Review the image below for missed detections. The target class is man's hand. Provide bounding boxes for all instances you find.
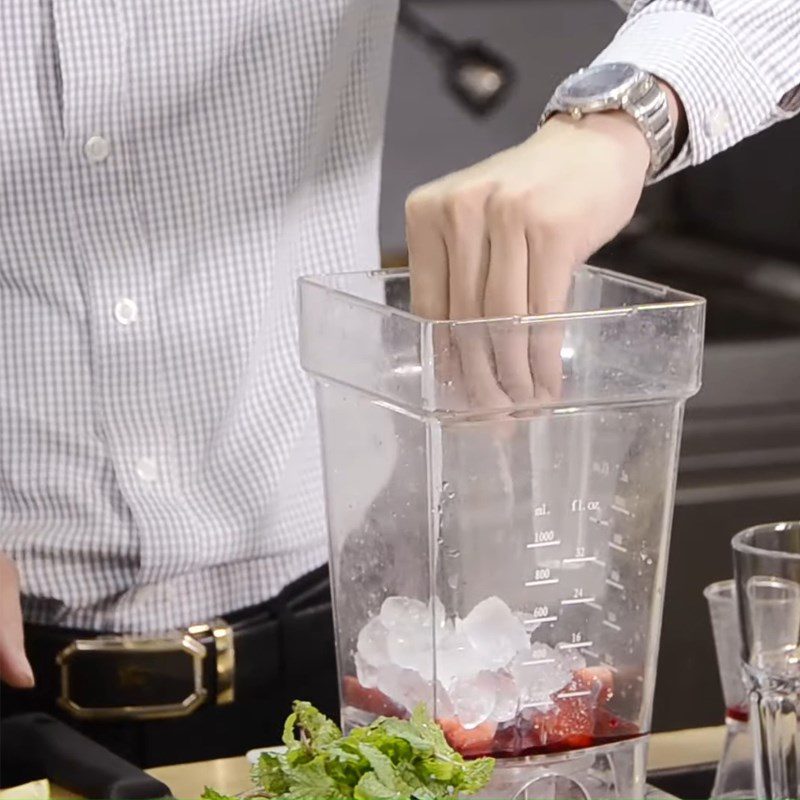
[406,88,680,405]
[0,552,34,688]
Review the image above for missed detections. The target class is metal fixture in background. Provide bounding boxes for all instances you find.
[397,0,516,115]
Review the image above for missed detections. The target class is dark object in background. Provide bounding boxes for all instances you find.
[649,763,716,800]
[675,113,800,259]
[397,1,515,115]
[0,713,171,798]
[1,566,338,769]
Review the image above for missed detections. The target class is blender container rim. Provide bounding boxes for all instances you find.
[299,264,705,326]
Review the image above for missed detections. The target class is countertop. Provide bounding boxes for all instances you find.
[46,725,725,799]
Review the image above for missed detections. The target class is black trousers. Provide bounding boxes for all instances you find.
[0,566,338,771]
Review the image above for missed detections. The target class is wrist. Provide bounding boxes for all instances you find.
[545,110,650,173]
[540,65,682,179]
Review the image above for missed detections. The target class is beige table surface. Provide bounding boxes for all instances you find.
[47,725,726,799]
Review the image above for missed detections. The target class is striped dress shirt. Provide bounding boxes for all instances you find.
[1,1,798,633]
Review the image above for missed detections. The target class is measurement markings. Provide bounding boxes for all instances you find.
[562,556,597,564]
[602,619,622,632]
[525,577,559,587]
[605,578,625,591]
[521,657,556,667]
[556,689,592,700]
[526,540,561,549]
[608,541,628,554]
[583,649,599,659]
[558,640,593,650]
[612,502,632,517]
[560,596,596,606]
[524,616,558,624]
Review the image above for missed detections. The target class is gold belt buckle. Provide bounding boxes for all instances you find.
[56,620,234,721]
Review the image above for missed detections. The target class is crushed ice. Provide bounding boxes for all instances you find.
[354,595,586,729]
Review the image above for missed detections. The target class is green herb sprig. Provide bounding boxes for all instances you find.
[203,701,494,800]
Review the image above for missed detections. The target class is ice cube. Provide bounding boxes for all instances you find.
[432,680,455,718]
[450,671,498,729]
[357,616,390,667]
[386,625,434,680]
[491,670,520,723]
[435,627,482,686]
[429,595,447,629]
[463,596,530,669]
[375,664,427,711]
[557,644,587,673]
[511,644,572,709]
[380,596,428,629]
[375,664,445,714]
[355,651,378,688]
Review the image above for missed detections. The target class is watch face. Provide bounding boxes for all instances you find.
[559,63,639,106]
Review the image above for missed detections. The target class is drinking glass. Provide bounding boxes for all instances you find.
[732,522,800,800]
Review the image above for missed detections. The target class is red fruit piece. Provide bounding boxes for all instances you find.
[342,675,407,719]
[575,666,614,705]
[537,671,597,746]
[594,707,640,739]
[438,717,497,758]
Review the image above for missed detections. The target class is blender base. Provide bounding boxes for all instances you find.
[476,736,649,799]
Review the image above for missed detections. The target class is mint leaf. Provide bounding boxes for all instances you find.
[253,752,290,796]
[353,772,410,800]
[207,701,494,800]
[459,758,495,794]
[282,700,341,750]
[282,754,340,799]
[201,788,239,800]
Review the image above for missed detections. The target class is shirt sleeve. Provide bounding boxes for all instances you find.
[593,0,800,180]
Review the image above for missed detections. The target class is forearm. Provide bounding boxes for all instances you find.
[599,0,800,180]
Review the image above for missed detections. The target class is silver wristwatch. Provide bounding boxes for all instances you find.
[539,63,674,179]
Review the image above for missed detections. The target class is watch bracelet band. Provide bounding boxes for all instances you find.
[538,72,674,180]
[626,77,673,179]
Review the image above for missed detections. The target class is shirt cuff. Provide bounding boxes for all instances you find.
[592,8,780,181]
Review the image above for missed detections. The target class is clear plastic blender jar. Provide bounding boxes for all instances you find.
[300,266,705,799]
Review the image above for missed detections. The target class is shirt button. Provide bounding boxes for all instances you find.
[114,298,138,326]
[704,108,730,139]
[84,135,111,163]
[136,457,158,483]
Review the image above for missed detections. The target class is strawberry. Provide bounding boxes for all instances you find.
[575,666,614,705]
[342,675,407,719]
[593,707,640,739]
[536,671,597,747]
[437,717,497,758]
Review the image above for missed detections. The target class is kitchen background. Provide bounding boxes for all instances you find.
[378,0,800,734]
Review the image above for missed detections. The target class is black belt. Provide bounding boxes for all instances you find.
[17,565,331,723]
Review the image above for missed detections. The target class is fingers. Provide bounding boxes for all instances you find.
[485,191,534,404]
[406,174,579,411]
[527,215,577,401]
[0,553,34,688]
[440,187,511,411]
[406,191,449,320]
[408,190,467,409]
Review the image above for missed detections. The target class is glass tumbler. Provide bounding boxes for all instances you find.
[732,522,800,800]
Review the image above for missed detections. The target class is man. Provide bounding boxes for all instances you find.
[1,0,798,767]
